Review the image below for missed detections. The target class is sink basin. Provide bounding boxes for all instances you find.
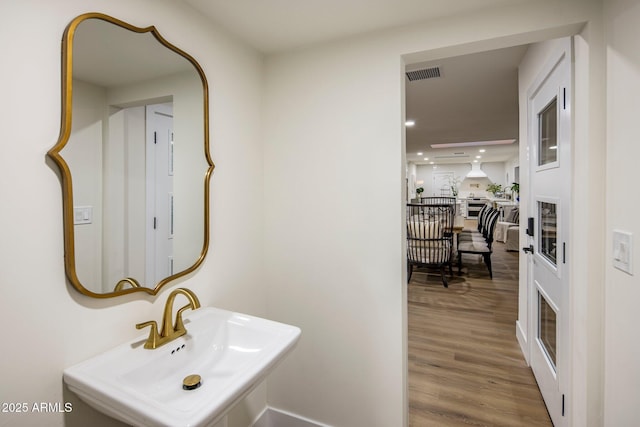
[64,307,301,427]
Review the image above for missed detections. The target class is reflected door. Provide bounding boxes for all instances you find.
[146,103,174,284]
[526,40,571,426]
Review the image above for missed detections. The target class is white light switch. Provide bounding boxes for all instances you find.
[74,206,93,225]
[613,230,633,275]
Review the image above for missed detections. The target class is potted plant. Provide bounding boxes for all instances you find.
[510,182,520,201]
[486,183,503,197]
[416,187,424,199]
[447,175,461,197]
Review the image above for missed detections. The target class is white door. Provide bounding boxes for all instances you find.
[432,171,453,196]
[146,103,174,285]
[526,40,571,426]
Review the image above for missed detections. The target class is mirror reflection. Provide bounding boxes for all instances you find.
[49,14,213,297]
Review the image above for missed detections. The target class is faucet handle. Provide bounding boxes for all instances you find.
[174,305,192,335]
[136,320,160,349]
[136,320,157,330]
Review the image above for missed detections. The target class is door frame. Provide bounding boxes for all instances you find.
[403,25,603,427]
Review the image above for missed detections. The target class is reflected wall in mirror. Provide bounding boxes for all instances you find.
[48,13,214,297]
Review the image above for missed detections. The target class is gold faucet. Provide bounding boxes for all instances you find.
[136,288,201,349]
[113,277,141,292]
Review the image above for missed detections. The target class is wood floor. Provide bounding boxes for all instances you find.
[408,238,552,427]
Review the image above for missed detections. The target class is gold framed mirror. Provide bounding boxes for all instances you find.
[48,13,214,298]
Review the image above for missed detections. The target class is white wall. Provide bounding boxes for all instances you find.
[481,162,507,187]
[505,154,519,188]
[0,0,612,426]
[264,40,406,426]
[263,2,600,426]
[415,163,468,196]
[414,162,507,199]
[406,162,417,199]
[604,0,640,424]
[0,1,265,426]
[63,80,106,290]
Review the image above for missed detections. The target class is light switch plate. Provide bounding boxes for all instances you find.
[74,206,93,225]
[613,229,633,275]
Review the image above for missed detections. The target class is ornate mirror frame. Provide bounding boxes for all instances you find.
[48,12,214,298]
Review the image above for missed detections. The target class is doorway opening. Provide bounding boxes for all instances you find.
[404,37,574,426]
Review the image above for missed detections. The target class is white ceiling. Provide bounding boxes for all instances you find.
[180,0,530,167]
[405,45,528,165]
[181,0,537,54]
[73,18,193,88]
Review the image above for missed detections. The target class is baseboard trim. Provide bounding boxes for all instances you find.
[252,407,330,427]
[516,320,529,365]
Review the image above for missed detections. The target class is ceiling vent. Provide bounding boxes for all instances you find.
[406,66,441,81]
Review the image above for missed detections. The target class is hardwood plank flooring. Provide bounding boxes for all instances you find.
[408,235,552,427]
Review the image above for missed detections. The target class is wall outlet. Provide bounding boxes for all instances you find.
[613,230,633,275]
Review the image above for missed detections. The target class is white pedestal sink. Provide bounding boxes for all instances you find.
[64,307,301,427]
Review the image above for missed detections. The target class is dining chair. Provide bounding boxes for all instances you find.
[406,203,455,287]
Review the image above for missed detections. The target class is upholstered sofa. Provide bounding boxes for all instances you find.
[495,207,520,251]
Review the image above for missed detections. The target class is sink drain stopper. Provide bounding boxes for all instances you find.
[183,374,202,390]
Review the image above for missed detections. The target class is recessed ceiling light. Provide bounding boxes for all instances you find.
[424,157,429,161]
[473,160,479,163]
[405,120,415,127]
[417,152,423,156]
[476,155,482,159]
[429,161,434,165]
[479,149,486,153]
[430,139,516,149]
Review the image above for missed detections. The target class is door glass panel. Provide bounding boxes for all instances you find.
[539,201,557,266]
[538,98,557,166]
[538,291,557,369]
